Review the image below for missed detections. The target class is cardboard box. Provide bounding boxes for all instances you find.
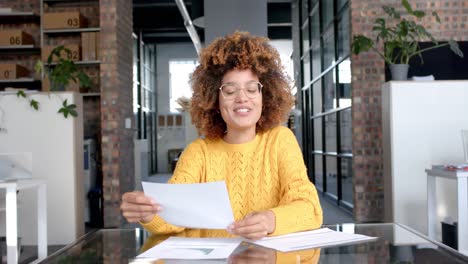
[95,32,100,60]
[42,74,79,92]
[0,30,34,46]
[81,32,90,61]
[88,32,96,60]
[42,45,81,62]
[43,12,86,29]
[0,64,29,80]
[81,32,99,61]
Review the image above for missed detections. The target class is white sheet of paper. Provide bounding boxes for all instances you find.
[251,228,377,252]
[136,237,243,260]
[141,181,234,229]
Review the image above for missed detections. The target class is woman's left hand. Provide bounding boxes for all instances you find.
[228,210,276,240]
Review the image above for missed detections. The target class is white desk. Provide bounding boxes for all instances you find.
[426,168,468,255]
[0,179,47,264]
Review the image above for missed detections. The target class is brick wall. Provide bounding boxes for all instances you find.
[350,0,468,222]
[100,0,134,227]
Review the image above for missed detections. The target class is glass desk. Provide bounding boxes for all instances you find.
[41,223,468,263]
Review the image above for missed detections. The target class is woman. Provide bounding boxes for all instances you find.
[121,31,322,240]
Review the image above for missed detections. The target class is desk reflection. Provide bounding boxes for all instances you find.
[139,231,320,264]
[39,224,468,263]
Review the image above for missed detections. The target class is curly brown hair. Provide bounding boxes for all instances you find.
[190,31,295,139]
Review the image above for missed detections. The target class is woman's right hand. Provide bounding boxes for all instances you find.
[120,191,162,223]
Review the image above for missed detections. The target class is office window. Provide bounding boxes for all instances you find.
[302,54,311,85]
[337,0,348,12]
[323,27,336,69]
[337,59,351,107]
[310,9,321,78]
[133,36,158,173]
[314,155,324,191]
[302,22,310,54]
[325,113,337,153]
[321,0,334,30]
[326,157,338,197]
[301,0,309,24]
[337,9,350,58]
[341,158,353,206]
[169,60,198,113]
[312,81,322,115]
[297,0,352,212]
[339,108,352,154]
[323,71,336,111]
[313,117,323,151]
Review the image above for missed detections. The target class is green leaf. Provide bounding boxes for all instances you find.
[385,41,402,64]
[382,6,400,19]
[432,11,441,23]
[402,0,413,14]
[449,39,464,58]
[77,71,92,88]
[412,10,425,18]
[16,90,26,98]
[34,60,43,75]
[58,108,68,118]
[58,100,78,118]
[396,20,409,37]
[69,108,78,117]
[48,45,70,64]
[30,99,39,110]
[415,25,436,43]
[351,35,374,55]
[373,18,391,41]
[417,51,424,64]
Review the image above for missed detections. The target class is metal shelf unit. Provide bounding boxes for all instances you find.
[43,27,101,34]
[0,78,37,83]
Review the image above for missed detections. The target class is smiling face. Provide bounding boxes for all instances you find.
[219,69,263,139]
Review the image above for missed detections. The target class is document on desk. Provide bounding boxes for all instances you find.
[141,181,234,229]
[251,228,377,252]
[137,237,243,260]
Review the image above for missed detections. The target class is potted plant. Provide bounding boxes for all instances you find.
[29,45,92,118]
[36,45,92,92]
[351,0,464,80]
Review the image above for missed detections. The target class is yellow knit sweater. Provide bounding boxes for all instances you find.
[141,126,323,237]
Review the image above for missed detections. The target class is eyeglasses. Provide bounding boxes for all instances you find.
[219,81,263,100]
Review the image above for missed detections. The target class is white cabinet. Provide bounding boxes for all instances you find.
[382,81,468,235]
[0,91,84,245]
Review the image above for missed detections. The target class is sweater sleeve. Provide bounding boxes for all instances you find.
[269,127,323,236]
[141,139,205,234]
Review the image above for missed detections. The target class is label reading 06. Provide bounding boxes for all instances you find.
[9,36,21,45]
[2,70,11,79]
